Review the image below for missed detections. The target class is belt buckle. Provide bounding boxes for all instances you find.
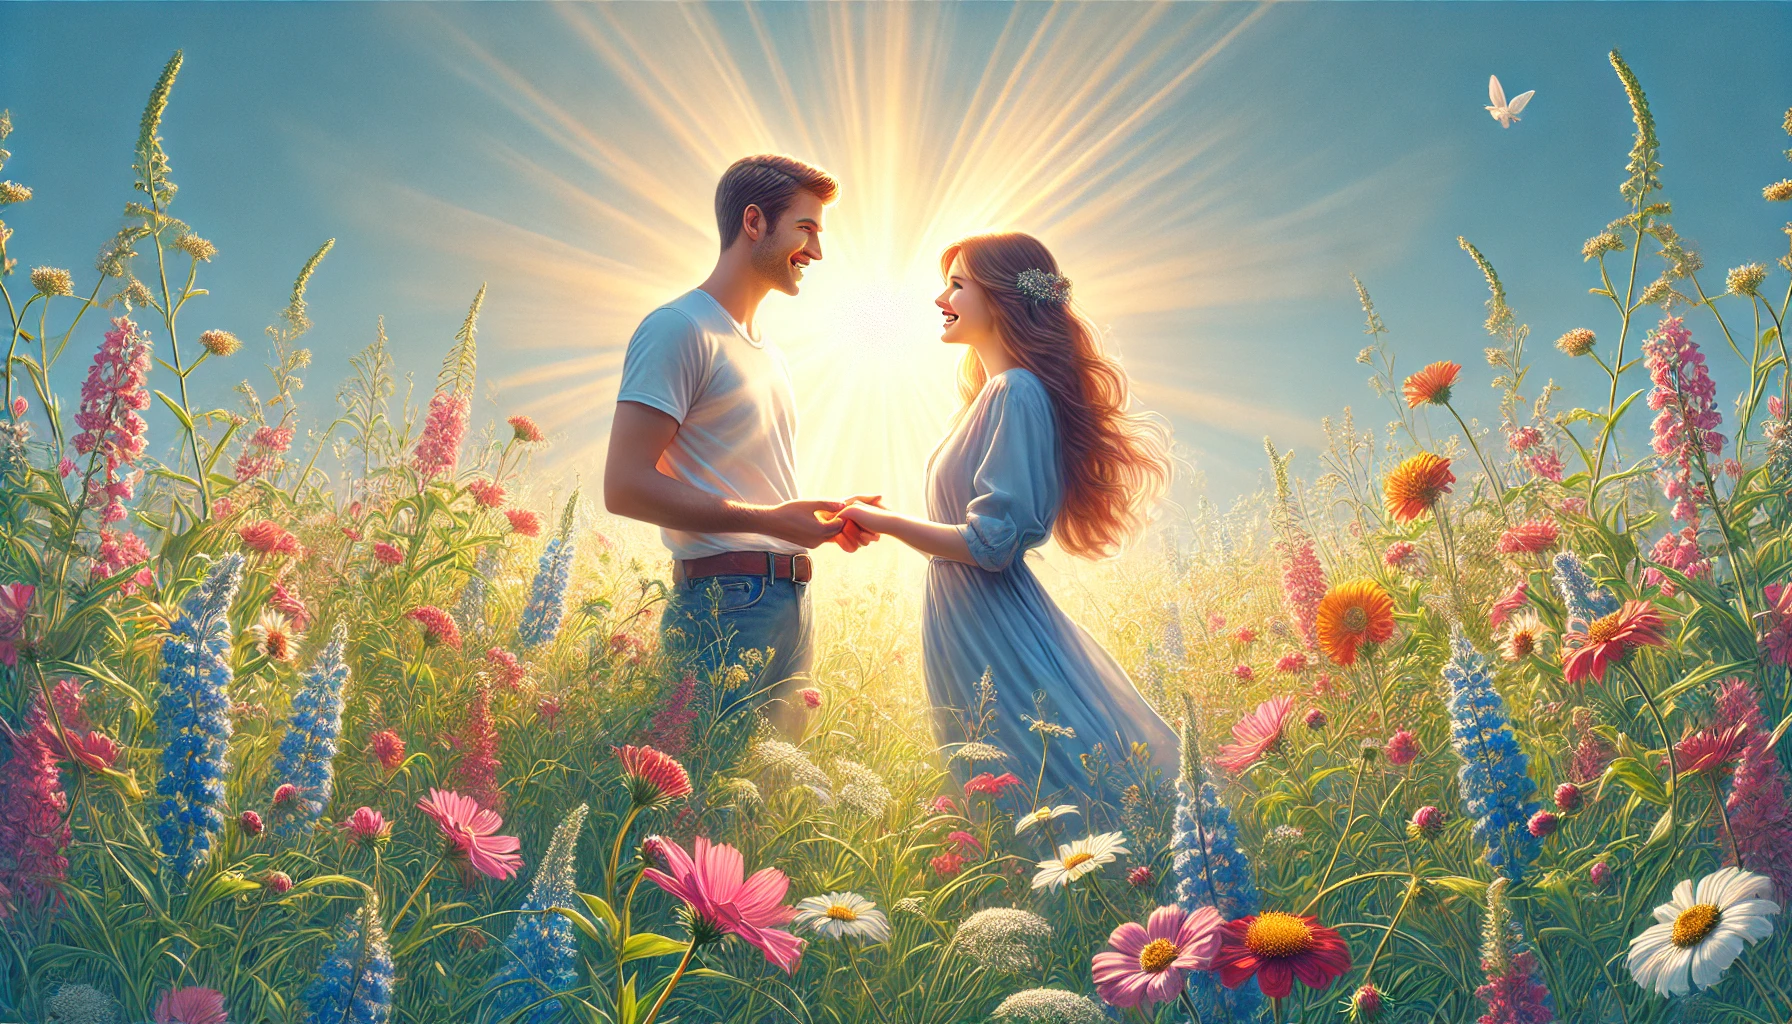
[791,552,812,583]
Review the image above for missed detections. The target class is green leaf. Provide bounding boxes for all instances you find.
[617,975,638,1024]
[622,931,689,963]
[1645,809,1675,848]
[154,389,196,435]
[1598,757,1669,807]
[578,892,621,936]
[550,906,605,946]
[1431,875,1489,900]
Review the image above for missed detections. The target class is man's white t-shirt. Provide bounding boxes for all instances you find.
[616,288,804,561]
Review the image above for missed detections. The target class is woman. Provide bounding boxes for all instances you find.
[837,232,1179,802]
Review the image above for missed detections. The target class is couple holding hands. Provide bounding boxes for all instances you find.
[603,154,1178,800]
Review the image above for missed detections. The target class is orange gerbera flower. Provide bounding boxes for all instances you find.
[1403,361,1461,407]
[1383,453,1455,523]
[1560,600,1668,684]
[1314,580,1396,666]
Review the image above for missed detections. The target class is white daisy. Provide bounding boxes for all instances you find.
[1014,804,1080,835]
[1626,866,1780,997]
[1031,831,1128,890]
[793,891,891,943]
[248,610,303,662]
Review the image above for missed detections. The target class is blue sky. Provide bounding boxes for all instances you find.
[2,2,1789,512]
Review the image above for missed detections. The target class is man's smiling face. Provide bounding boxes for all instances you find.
[750,190,825,296]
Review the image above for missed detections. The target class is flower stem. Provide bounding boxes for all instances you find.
[1307,758,1368,914]
[638,937,699,1024]
[844,941,893,1024]
[1178,989,1207,1024]
[390,852,445,933]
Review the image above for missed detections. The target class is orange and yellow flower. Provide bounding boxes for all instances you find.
[1383,453,1455,523]
[1314,580,1396,666]
[1403,361,1461,407]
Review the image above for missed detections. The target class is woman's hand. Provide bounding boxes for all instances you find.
[836,501,898,536]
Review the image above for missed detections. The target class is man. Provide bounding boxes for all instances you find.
[605,154,875,737]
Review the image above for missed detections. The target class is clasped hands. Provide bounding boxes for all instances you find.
[770,494,894,552]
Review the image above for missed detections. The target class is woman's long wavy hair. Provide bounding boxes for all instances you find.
[942,232,1172,559]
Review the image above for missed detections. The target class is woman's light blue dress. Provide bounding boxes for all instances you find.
[923,368,1180,801]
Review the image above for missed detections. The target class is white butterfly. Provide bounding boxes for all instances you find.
[1487,75,1535,129]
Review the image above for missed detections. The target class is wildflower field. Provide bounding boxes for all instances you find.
[3,47,1792,1024]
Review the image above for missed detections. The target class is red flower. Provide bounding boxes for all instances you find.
[1488,581,1529,627]
[1383,730,1419,766]
[1233,664,1255,682]
[408,605,462,650]
[1496,518,1559,555]
[930,851,965,877]
[798,687,823,709]
[238,520,299,557]
[507,414,543,443]
[1382,541,1416,568]
[154,986,227,1024]
[238,810,264,837]
[55,729,120,772]
[262,870,293,894]
[537,695,562,727]
[641,835,803,972]
[1275,652,1308,673]
[1670,722,1750,776]
[1232,627,1258,645]
[1553,783,1581,812]
[1760,582,1792,667]
[1303,708,1328,730]
[615,744,694,808]
[929,795,958,815]
[963,772,1024,798]
[373,542,405,566]
[946,830,982,856]
[466,477,507,509]
[1215,696,1294,774]
[269,581,310,627]
[417,788,524,880]
[370,729,406,771]
[1526,811,1559,837]
[1403,361,1461,407]
[341,806,390,849]
[273,783,298,805]
[1128,865,1155,888]
[1212,911,1353,999]
[506,509,542,537]
[1561,600,1668,684]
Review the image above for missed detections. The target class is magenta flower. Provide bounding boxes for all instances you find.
[92,530,154,596]
[1304,707,1328,730]
[1233,664,1254,681]
[1526,811,1559,838]
[238,810,264,837]
[413,391,470,481]
[1279,536,1326,648]
[233,423,295,481]
[417,788,523,880]
[1488,581,1529,628]
[0,582,33,667]
[1713,679,1792,897]
[1215,696,1294,774]
[71,317,152,525]
[154,986,227,1024]
[1383,730,1420,766]
[615,744,693,809]
[0,692,71,911]
[408,605,461,650]
[1760,582,1792,667]
[1554,783,1582,812]
[1644,317,1725,524]
[1090,904,1223,1010]
[341,806,391,849]
[640,835,804,973]
[451,682,502,810]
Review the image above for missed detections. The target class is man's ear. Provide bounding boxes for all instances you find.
[741,203,766,243]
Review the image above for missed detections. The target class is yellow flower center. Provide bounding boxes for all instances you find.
[1342,606,1369,633]
[1243,912,1315,960]
[1671,903,1720,948]
[1586,611,1624,646]
[1062,852,1095,871]
[1138,938,1179,974]
[825,904,859,922]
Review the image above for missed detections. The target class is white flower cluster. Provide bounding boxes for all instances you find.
[831,758,891,817]
[952,908,1054,974]
[990,988,1105,1024]
[749,740,832,802]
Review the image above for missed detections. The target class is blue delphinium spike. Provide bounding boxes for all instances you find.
[304,894,395,1024]
[487,803,588,1023]
[271,623,351,838]
[1551,551,1618,623]
[155,553,244,880]
[1443,629,1541,883]
[1171,709,1265,1023]
[516,536,575,651]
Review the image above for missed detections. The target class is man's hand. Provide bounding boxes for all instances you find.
[830,494,884,552]
[759,499,847,548]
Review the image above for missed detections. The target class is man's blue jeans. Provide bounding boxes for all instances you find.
[661,571,813,737]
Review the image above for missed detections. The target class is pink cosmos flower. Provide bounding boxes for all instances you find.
[616,744,694,808]
[641,835,804,972]
[1091,904,1224,1010]
[1383,730,1419,766]
[1496,519,1559,555]
[154,986,227,1024]
[418,788,523,880]
[1215,696,1295,774]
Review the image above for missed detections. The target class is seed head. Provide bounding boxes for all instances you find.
[1638,277,1674,306]
[200,329,241,356]
[0,181,31,205]
[31,266,73,297]
[1728,263,1767,298]
[1766,180,1792,202]
[1555,328,1597,357]
[175,233,217,261]
[1581,231,1624,260]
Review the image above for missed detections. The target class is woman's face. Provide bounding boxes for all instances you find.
[936,253,994,346]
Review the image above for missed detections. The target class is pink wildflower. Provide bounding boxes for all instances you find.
[1279,536,1326,648]
[7,397,23,419]
[1384,730,1419,766]
[262,870,293,894]
[154,986,227,1024]
[1553,783,1581,812]
[1644,317,1725,524]
[71,317,152,524]
[797,687,823,709]
[1712,679,1792,897]
[636,674,697,756]
[1215,696,1294,774]
[233,423,294,481]
[0,583,33,667]
[1559,496,1588,516]
[408,605,461,649]
[964,772,1024,798]
[1275,651,1308,673]
[238,810,264,837]
[640,835,803,972]
[1488,581,1529,628]
[1523,449,1565,483]
[268,580,310,627]
[1644,525,1711,593]
[1409,805,1445,840]
[1383,541,1416,568]
[1506,426,1543,453]
[373,541,405,566]
[1233,664,1254,681]
[467,477,506,509]
[928,795,958,815]
[537,695,562,727]
[92,529,154,596]
[451,682,502,809]
[1526,811,1559,838]
[1206,612,1226,632]
[1091,904,1224,1010]
[1757,582,1792,666]
[485,647,527,690]
[506,508,542,537]
[370,730,406,772]
[274,783,298,806]
[1476,950,1555,1024]
[1128,865,1154,888]
[417,788,524,881]
[946,830,982,856]
[413,391,470,481]
[0,692,71,913]
[507,414,543,443]
[238,520,300,558]
[1304,708,1328,730]
[930,851,965,878]
[1232,626,1257,645]
[615,744,693,809]
[1495,519,1559,555]
[1589,861,1611,887]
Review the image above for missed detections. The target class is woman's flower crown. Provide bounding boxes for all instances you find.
[1015,268,1072,305]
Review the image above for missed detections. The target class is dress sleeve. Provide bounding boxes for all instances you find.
[617,308,708,423]
[958,375,1059,572]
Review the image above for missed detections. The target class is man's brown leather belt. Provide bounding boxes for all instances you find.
[674,551,812,584]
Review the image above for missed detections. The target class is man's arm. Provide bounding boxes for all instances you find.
[604,401,845,549]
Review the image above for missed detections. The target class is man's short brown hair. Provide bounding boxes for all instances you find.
[714,155,839,249]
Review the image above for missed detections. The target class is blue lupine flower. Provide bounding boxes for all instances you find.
[155,553,244,880]
[271,623,350,838]
[487,803,588,1023]
[305,895,394,1024]
[516,536,574,651]
[1551,551,1618,624]
[1171,714,1265,1023]
[1443,629,1541,883]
